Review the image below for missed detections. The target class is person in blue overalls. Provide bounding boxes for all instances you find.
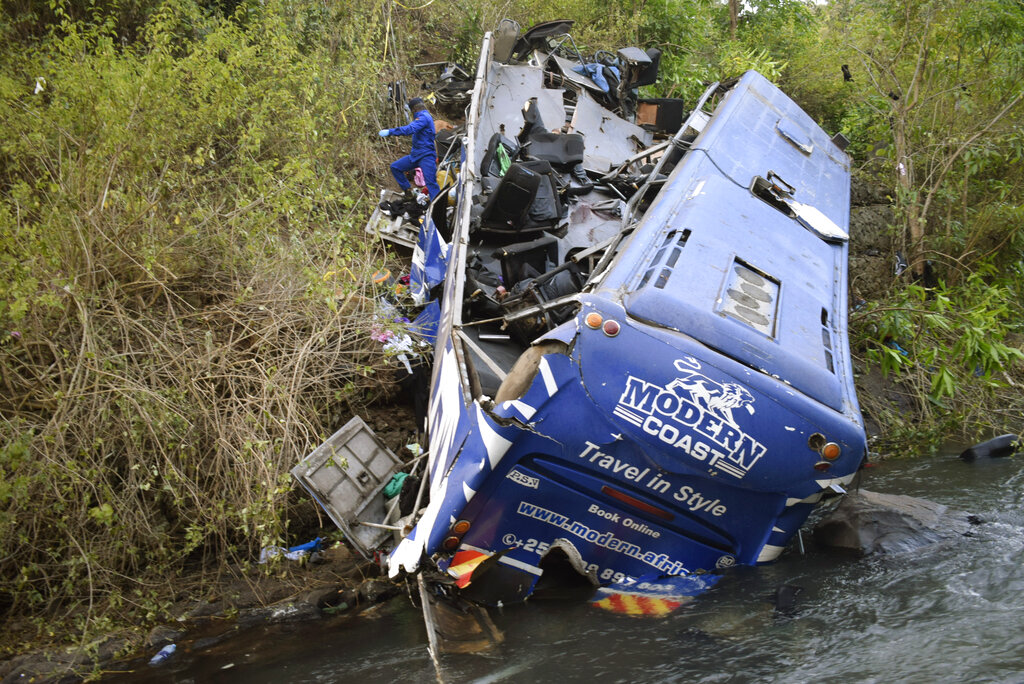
[378,97,440,201]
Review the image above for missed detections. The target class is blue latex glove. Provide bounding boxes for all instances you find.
[378,129,390,138]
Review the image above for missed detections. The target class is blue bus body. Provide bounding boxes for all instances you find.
[388,32,866,603]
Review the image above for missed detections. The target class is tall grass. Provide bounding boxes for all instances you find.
[0,0,403,646]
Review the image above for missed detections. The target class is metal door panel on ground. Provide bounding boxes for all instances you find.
[291,416,403,558]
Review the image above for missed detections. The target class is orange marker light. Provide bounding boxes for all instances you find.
[452,520,471,535]
[585,312,603,329]
[821,442,841,460]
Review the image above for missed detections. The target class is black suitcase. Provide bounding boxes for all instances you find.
[480,163,541,231]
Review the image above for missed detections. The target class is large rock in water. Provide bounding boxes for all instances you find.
[813,489,975,555]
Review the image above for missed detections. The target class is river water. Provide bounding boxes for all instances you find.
[118,450,1024,683]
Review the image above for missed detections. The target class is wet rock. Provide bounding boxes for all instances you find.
[813,489,973,555]
[242,598,321,625]
[772,584,804,618]
[191,631,238,650]
[308,586,358,612]
[357,578,400,605]
[0,649,89,684]
[186,598,227,619]
[94,637,130,663]
[299,585,345,609]
[230,577,398,626]
[146,624,186,647]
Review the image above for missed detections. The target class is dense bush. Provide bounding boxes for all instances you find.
[852,274,1024,451]
[0,0,400,645]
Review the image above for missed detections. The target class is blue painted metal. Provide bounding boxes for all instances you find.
[388,61,866,604]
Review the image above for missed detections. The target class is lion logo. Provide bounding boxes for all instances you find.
[666,357,755,426]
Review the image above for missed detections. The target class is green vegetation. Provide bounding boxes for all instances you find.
[816,0,1024,450]
[0,0,401,654]
[1,0,1022,659]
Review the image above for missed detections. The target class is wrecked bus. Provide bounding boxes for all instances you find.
[381,23,867,608]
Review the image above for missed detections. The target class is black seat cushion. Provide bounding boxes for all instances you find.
[523,132,585,166]
[480,133,520,177]
[479,162,541,230]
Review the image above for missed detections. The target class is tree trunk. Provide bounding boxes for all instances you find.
[891,109,925,278]
[729,0,738,40]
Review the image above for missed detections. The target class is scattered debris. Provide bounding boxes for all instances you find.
[148,643,176,667]
[259,537,325,564]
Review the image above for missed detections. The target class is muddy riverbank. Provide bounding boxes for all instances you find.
[0,543,403,682]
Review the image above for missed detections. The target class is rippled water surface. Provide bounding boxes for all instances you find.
[118,452,1024,683]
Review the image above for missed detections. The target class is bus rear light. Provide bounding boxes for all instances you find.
[601,485,674,521]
